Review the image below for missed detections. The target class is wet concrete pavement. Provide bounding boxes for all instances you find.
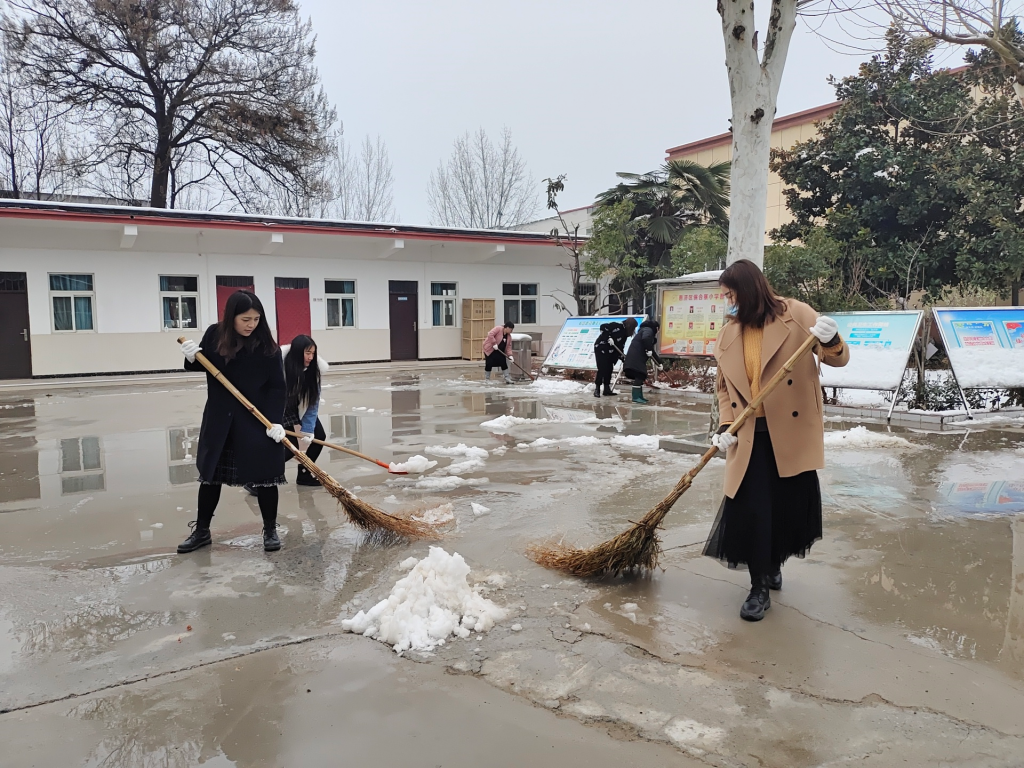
[1,370,1023,766]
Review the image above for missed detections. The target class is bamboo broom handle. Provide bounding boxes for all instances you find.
[284,429,393,469]
[654,333,820,515]
[178,337,306,461]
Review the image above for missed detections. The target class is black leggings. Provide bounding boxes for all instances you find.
[284,418,326,464]
[595,354,617,390]
[197,483,278,529]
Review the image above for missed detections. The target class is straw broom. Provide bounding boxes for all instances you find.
[528,333,818,577]
[179,338,439,539]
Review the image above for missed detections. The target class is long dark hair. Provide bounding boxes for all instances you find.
[216,290,278,359]
[284,334,320,411]
[719,259,786,329]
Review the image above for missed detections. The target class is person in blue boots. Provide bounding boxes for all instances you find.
[622,319,662,403]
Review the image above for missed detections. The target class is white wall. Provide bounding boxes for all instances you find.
[1,237,574,375]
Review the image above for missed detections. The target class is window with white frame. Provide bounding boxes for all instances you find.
[49,274,94,332]
[579,282,598,315]
[159,276,199,330]
[325,280,356,328]
[330,414,359,449]
[502,282,538,324]
[431,282,457,327]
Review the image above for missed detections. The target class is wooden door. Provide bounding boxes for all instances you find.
[388,281,419,361]
[0,273,32,379]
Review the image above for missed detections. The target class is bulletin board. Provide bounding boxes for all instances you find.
[818,311,923,391]
[657,282,725,358]
[541,315,648,371]
[932,307,1024,389]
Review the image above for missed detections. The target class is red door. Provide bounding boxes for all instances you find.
[275,278,311,344]
[215,276,254,320]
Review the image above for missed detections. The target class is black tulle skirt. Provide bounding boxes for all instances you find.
[703,420,822,573]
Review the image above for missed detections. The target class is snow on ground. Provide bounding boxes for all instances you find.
[944,348,1024,389]
[479,415,550,431]
[388,455,438,473]
[824,426,917,449]
[610,434,662,451]
[524,378,591,395]
[409,476,489,491]
[441,458,488,475]
[516,436,603,450]
[470,502,491,516]
[340,546,507,654]
[411,503,456,525]
[425,443,490,459]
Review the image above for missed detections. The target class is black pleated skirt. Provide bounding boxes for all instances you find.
[703,419,822,572]
[200,436,286,488]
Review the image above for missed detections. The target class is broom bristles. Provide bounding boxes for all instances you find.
[296,449,442,539]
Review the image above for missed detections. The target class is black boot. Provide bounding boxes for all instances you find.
[593,385,602,397]
[766,567,782,591]
[177,521,211,553]
[296,465,322,487]
[603,386,616,396]
[740,578,771,621]
[263,525,281,552]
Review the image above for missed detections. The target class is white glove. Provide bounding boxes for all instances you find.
[297,433,313,452]
[711,432,738,452]
[180,339,201,363]
[656,364,664,372]
[809,315,839,344]
[646,350,653,357]
[508,355,514,360]
[266,424,285,443]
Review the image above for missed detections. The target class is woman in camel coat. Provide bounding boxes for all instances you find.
[703,259,849,621]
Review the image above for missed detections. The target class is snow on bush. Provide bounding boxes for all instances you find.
[480,415,550,431]
[610,434,661,450]
[425,443,490,459]
[341,547,507,654]
[824,426,916,449]
[389,455,438,473]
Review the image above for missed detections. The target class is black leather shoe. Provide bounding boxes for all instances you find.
[593,387,602,397]
[603,387,616,396]
[263,526,281,552]
[242,483,258,497]
[177,522,211,554]
[766,568,782,591]
[740,582,770,621]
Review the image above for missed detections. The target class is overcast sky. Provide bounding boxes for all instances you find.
[299,1,874,224]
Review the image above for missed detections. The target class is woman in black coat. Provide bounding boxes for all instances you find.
[592,318,637,397]
[622,319,662,404]
[177,291,287,553]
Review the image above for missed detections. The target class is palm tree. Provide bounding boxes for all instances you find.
[595,159,730,246]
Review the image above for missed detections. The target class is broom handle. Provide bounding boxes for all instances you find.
[284,429,393,470]
[657,333,819,512]
[178,337,307,464]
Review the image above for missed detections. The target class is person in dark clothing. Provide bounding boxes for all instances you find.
[592,318,638,397]
[622,319,662,404]
[177,291,287,554]
[281,335,330,487]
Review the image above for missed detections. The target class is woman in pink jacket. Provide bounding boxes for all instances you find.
[483,322,515,384]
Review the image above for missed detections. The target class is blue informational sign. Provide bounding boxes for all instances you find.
[543,315,647,370]
[818,311,923,391]
[936,481,1024,517]
[933,307,1024,388]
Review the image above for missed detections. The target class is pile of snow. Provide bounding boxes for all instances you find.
[388,455,438,474]
[425,443,490,459]
[442,457,488,475]
[411,503,455,525]
[340,547,507,654]
[610,434,661,451]
[411,476,488,491]
[480,415,550,432]
[516,436,603,449]
[944,347,1024,389]
[824,426,916,449]
[470,502,491,516]
[525,378,591,395]
[819,348,915,391]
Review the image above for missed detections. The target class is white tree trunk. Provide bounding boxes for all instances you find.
[719,0,798,269]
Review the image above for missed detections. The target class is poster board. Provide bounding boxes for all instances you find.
[541,315,647,370]
[932,307,1024,389]
[818,311,923,391]
[937,481,1024,516]
[657,281,725,358]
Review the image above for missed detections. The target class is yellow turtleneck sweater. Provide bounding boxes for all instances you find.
[742,325,766,417]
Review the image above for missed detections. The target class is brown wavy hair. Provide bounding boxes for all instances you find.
[719,259,785,329]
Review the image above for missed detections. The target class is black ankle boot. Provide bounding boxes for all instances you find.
[740,579,770,621]
[177,521,211,553]
[593,386,602,397]
[603,386,616,396]
[263,525,281,552]
[296,466,321,487]
[766,568,782,591]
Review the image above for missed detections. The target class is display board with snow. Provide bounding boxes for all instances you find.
[542,315,647,370]
[818,311,922,391]
[340,547,507,654]
[933,307,1024,388]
